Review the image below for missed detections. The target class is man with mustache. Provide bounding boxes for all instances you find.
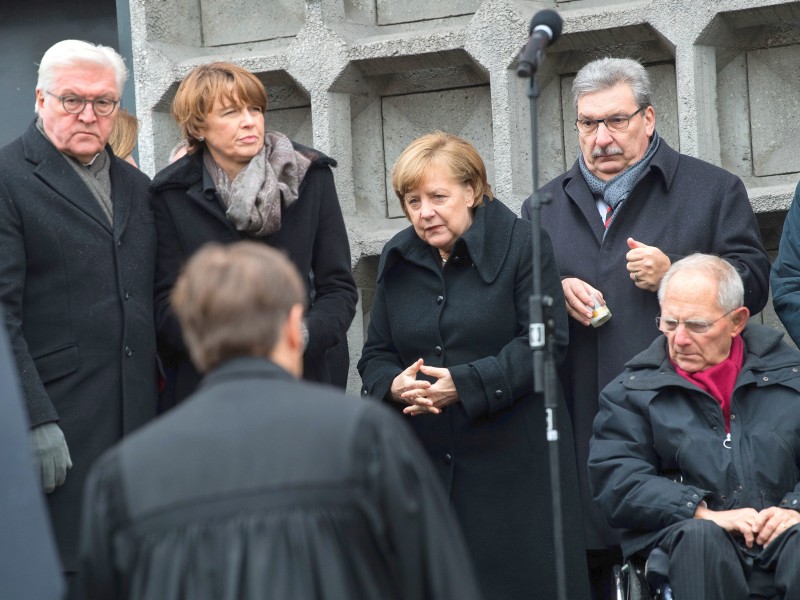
[522,57,770,598]
[0,39,157,597]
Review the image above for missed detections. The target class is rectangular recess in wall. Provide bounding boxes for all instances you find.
[747,45,800,177]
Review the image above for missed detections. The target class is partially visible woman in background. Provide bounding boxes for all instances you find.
[109,108,139,167]
[358,132,589,600]
[150,62,357,409]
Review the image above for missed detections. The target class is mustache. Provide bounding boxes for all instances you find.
[592,146,623,158]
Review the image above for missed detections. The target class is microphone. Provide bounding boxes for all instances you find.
[516,9,563,78]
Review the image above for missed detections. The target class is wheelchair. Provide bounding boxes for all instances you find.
[613,548,778,600]
[613,549,672,600]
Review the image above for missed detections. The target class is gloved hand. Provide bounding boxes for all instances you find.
[30,422,72,493]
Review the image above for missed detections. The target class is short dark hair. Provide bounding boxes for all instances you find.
[171,242,306,373]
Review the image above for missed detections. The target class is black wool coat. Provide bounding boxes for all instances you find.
[359,198,590,600]
[526,139,771,549]
[80,357,483,600]
[149,144,357,407]
[0,122,158,571]
[589,324,800,558]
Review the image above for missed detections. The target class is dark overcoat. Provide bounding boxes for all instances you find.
[588,324,800,558]
[149,145,357,406]
[0,305,64,600]
[359,198,589,600]
[0,122,158,570]
[80,357,482,600]
[771,180,800,345]
[528,139,771,548]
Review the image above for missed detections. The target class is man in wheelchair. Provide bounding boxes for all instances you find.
[588,254,800,600]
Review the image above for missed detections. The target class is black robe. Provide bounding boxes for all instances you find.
[80,358,481,600]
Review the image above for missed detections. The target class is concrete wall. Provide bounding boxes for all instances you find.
[129,0,800,390]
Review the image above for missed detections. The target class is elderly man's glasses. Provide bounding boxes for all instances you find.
[655,309,735,334]
[576,106,646,135]
[46,91,119,117]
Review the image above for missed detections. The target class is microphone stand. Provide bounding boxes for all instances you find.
[522,70,568,600]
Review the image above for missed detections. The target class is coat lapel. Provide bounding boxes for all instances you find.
[23,124,112,234]
[562,166,605,246]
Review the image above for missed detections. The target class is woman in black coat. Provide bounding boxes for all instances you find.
[150,62,357,408]
[358,132,589,600]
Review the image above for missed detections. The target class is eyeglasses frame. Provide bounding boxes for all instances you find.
[575,105,647,135]
[655,309,737,335]
[45,91,119,117]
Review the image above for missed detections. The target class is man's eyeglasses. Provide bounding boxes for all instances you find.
[655,309,735,334]
[575,106,647,135]
[46,91,119,117]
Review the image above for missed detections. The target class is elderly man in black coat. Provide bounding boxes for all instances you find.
[523,57,770,595]
[589,254,800,600]
[0,40,157,594]
[80,242,481,600]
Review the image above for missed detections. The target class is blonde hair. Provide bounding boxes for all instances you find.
[109,108,139,160]
[171,242,306,373]
[391,131,492,217]
[172,62,268,154]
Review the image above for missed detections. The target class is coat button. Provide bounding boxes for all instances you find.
[452,256,461,264]
[495,390,503,399]
[361,388,369,396]
[436,295,444,305]
[730,414,736,420]
[762,376,769,382]
[125,346,132,357]
[444,453,452,464]
[117,240,122,247]
[124,290,130,300]
[434,346,442,356]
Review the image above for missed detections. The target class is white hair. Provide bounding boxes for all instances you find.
[658,253,744,312]
[36,40,128,113]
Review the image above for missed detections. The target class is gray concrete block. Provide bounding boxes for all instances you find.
[201,0,305,47]
[267,107,313,147]
[748,45,800,177]
[376,0,480,26]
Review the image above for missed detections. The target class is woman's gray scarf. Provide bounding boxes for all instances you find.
[578,130,661,233]
[204,130,311,237]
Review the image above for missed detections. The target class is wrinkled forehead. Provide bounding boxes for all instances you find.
[50,63,119,95]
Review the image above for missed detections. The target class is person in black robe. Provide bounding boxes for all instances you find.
[79,241,481,600]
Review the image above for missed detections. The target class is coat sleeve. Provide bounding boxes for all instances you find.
[449,224,569,421]
[0,181,59,426]
[304,166,358,358]
[358,404,483,600]
[151,189,190,357]
[79,449,127,600]
[358,276,404,403]
[588,382,711,532]
[771,182,800,346]
[662,174,769,315]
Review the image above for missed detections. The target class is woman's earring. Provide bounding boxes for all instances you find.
[197,136,204,142]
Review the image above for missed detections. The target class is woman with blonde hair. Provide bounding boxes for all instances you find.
[109,108,139,167]
[359,131,589,599]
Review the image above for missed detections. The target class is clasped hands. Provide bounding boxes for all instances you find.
[390,358,459,416]
[695,504,800,548]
